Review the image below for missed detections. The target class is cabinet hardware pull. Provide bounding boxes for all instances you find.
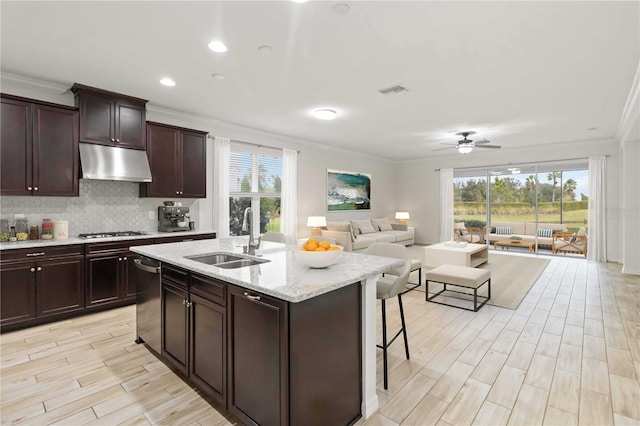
[176,191,179,195]
[26,252,46,257]
[27,186,32,190]
[34,187,38,191]
[118,258,122,261]
[30,268,35,272]
[116,139,120,143]
[182,299,186,305]
[243,292,261,301]
[37,267,42,271]
[186,302,192,308]
[111,138,115,142]
[123,257,127,261]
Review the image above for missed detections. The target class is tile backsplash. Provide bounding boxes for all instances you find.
[0,180,200,235]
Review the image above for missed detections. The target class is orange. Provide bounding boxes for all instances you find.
[319,241,331,249]
[306,238,318,246]
[305,243,318,251]
[327,246,340,251]
[314,247,326,251]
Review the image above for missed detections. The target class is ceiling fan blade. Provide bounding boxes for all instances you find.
[475,144,502,149]
[439,142,458,146]
[474,139,491,145]
[432,146,455,151]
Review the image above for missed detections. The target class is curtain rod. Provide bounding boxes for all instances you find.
[207,135,300,153]
[433,155,609,172]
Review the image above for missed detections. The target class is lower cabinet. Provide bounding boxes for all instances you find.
[0,246,84,330]
[161,268,227,406]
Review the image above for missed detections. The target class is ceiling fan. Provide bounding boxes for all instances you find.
[434,131,502,154]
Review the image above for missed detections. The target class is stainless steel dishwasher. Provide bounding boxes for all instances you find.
[134,256,162,354]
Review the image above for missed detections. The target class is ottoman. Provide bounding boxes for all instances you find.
[425,264,491,312]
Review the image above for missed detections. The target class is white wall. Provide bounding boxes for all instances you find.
[396,139,622,262]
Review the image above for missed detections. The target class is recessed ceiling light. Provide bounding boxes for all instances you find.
[587,127,597,131]
[208,40,228,53]
[313,109,337,120]
[160,78,176,87]
[211,73,225,80]
[258,45,272,54]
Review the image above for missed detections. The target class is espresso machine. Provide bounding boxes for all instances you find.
[158,206,190,232]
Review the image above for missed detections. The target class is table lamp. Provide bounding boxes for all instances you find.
[395,212,410,225]
[307,216,327,236]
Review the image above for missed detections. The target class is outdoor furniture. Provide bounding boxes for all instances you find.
[454,222,483,243]
[494,239,536,253]
[425,264,491,312]
[552,228,588,257]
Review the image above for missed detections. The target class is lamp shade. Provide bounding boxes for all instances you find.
[395,212,410,220]
[306,216,327,227]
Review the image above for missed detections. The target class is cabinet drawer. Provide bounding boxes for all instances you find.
[86,238,154,255]
[1,245,84,264]
[162,264,188,289]
[190,273,226,306]
[154,233,216,244]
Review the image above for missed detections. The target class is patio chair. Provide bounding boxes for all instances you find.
[552,227,587,257]
[454,222,482,243]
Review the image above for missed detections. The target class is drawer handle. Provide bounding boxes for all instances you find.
[30,268,35,272]
[34,187,38,191]
[26,252,46,257]
[37,267,42,271]
[27,186,32,190]
[243,292,261,302]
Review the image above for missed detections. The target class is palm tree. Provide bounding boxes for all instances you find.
[547,171,562,202]
[563,178,577,200]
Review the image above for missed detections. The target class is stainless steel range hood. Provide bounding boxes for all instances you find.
[79,143,152,182]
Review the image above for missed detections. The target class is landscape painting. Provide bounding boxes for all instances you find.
[327,169,371,211]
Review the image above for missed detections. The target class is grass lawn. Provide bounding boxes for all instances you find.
[456,210,588,233]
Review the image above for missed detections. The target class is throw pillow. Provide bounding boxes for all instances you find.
[327,222,355,242]
[490,226,496,233]
[454,222,469,236]
[495,226,512,235]
[354,219,376,234]
[348,220,360,239]
[371,218,393,231]
[537,228,554,238]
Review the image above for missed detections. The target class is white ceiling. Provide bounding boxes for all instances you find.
[1,1,638,161]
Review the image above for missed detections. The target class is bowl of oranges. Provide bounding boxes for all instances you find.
[296,238,344,268]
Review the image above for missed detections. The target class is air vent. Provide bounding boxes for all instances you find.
[378,85,409,95]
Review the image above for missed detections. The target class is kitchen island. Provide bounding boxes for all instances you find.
[131,237,402,425]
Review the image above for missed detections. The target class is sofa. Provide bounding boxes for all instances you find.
[483,221,567,246]
[321,218,414,252]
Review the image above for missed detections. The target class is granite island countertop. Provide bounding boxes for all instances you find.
[131,237,403,303]
[0,230,216,250]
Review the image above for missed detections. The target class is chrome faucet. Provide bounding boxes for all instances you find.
[242,207,260,255]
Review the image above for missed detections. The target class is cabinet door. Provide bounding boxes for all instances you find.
[228,286,288,426]
[77,92,114,145]
[180,130,206,198]
[144,123,179,197]
[37,256,84,318]
[0,261,36,327]
[190,293,226,405]
[32,104,79,196]
[115,101,146,150]
[0,97,32,196]
[86,254,121,307]
[162,281,188,375]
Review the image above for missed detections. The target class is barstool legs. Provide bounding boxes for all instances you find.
[379,294,411,390]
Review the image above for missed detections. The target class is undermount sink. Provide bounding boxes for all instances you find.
[184,252,269,269]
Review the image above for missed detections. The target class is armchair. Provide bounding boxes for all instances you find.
[552,228,587,257]
[453,222,482,243]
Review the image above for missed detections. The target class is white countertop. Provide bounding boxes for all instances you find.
[131,237,403,303]
[0,230,215,250]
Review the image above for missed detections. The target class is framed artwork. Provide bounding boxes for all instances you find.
[327,169,371,211]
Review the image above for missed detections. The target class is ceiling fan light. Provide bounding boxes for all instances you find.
[457,145,473,154]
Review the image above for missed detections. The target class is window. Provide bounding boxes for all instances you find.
[229,148,282,237]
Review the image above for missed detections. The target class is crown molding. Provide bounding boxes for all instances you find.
[616,60,640,145]
[0,72,70,95]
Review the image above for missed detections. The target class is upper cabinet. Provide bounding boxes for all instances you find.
[71,83,147,150]
[140,122,207,198]
[1,94,79,197]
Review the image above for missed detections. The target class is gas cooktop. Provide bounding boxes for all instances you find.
[78,231,148,239]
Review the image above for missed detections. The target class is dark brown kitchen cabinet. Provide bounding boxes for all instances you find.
[153,233,216,244]
[85,239,154,308]
[160,267,227,405]
[71,83,147,150]
[140,122,207,198]
[0,94,79,197]
[228,283,362,426]
[0,245,85,331]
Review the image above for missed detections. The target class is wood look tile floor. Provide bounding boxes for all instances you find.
[2,255,639,425]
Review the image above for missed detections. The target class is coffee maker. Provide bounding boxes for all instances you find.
[158,206,190,232]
